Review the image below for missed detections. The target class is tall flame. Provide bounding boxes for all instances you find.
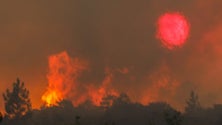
[42,90,62,107]
[41,51,87,106]
[42,51,119,107]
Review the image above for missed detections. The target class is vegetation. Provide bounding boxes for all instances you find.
[1,79,222,125]
[185,90,201,114]
[165,108,182,125]
[2,78,31,119]
[0,112,2,123]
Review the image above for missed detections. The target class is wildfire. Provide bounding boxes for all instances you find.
[89,68,119,106]
[41,51,179,108]
[41,51,119,107]
[41,51,87,106]
[41,90,62,106]
[140,63,180,105]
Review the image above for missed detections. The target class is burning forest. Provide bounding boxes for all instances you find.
[40,51,182,109]
[41,51,119,107]
[1,0,222,125]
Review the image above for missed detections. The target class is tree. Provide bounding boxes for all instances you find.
[100,95,117,109]
[75,115,80,125]
[165,109,182,125]
[185,90,201,113]
[113,93,131,106]
[100,93,131,109]
[2,78,32,119]
[0,112,2,123]
[58,99,74,109]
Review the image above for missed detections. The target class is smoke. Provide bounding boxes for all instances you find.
[42,51,183,109]
[42,51,88,106]
[37,0,222,109]
[42,51,119,107]
[88,67,119,106]
[2,0,222,111]
[139,63,180,105]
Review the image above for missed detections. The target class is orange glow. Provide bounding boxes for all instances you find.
[41,90,62,106]
[157,12,190,49]
[139,63,180,105]
[41,51,119,107]
[41,51,180,108]
[88,68,119,106]
[41,51,87,106]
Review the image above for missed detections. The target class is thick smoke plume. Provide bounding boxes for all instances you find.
[2,0,222,111]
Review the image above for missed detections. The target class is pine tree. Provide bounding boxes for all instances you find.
[185,90,201,113]
[2,78,32,119]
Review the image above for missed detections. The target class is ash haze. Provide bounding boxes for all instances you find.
[0,0,222,112]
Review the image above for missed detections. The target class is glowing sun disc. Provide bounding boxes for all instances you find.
[156,12,190,49]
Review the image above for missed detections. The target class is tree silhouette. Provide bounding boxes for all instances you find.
[75,115,80,125]
[58,99,73,109]
[145,102,182,125]
[113,93,131,106]
[100,95,117,109]
[185,90,201,113]
[2,78,32,119]
[100,93,131,109]
[165,109,182,125]
[0,112,2,123]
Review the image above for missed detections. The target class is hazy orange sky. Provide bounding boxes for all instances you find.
[1,0,222,112]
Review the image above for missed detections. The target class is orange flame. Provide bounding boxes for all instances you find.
[41,51,87,106]
[42,51,119,107]
[88,68,119,106]
[41,51,180,108]
[41,90,62,106]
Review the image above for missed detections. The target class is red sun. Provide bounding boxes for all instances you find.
[156,12,190,49]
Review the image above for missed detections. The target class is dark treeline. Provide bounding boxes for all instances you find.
[1,78,222,125]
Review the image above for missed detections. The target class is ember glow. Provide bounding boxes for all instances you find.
[156,12,190,49]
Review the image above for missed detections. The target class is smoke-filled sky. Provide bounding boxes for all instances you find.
[1,0,222,111]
